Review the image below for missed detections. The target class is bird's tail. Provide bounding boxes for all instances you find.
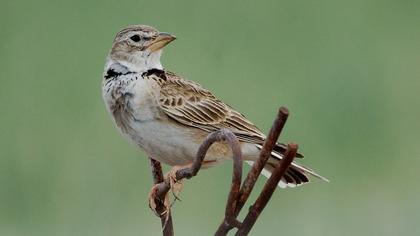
[246,145,329,188]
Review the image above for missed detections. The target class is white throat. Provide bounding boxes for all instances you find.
[107,50,163,73]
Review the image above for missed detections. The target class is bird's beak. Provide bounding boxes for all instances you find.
[147,32,176,52]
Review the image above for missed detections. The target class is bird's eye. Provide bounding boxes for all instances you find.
[130,35,141,42]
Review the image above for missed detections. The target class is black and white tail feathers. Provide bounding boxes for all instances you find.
[248,144,329,188]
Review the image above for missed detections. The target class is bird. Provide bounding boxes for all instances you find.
[102,25,328,201]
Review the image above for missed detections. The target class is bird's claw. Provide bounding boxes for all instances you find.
[148,165,188,216]
[148,184,170,217]
[167,166,185,202]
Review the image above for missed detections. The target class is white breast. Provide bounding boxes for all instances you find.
[103,74,202,165]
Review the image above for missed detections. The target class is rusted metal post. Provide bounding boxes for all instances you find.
[148,106,302,236]
[235,144,298,236]
[235,107,289,216]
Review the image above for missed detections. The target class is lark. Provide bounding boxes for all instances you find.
[102,25,327,197]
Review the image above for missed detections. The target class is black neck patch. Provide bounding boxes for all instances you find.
[142,68,167,80]
[104,68,135,80]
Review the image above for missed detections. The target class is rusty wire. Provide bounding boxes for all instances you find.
[148,106,298,236]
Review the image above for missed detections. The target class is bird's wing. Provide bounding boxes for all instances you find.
[145,69,267,144]
[143,69,302,158]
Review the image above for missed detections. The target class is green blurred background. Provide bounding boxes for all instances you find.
[1,0,419,235]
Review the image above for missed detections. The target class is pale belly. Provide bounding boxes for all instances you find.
[124,118,209,166]
[123,119,260,168]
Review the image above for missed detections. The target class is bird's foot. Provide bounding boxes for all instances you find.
[166,165,189,202]
[148,184,170,217]
[148,165,191,216]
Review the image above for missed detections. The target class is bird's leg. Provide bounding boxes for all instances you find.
[166,164,192,201]
[148,183,170,217]
[148,164,192,215]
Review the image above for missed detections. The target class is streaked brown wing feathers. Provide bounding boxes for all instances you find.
[149,70,303,158]
[157,71,266,143]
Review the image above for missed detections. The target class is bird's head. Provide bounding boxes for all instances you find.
[108,25,176,72]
